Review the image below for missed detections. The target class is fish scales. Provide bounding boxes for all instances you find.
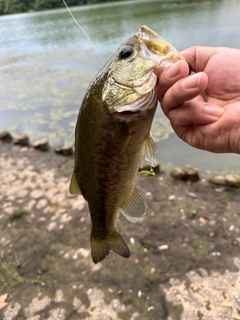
[77,87,156,237]
[70,26,188,263]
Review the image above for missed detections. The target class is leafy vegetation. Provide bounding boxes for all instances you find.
[0,0,120,15]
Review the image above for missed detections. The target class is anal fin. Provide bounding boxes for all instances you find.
[120,185,146,223]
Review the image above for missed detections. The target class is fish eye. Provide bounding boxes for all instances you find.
[119,46,134,60]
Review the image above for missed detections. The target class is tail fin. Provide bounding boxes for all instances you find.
[91,231,130,264]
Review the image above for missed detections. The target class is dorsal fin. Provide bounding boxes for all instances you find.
[69,170,82,195]
[143,135,157,167]
[120,185,146,223]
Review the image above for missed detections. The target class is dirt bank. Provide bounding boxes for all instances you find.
[1,143,240,320]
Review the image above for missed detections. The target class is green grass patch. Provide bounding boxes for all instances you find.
[0,253,24,291]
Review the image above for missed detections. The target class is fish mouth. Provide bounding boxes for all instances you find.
[137,25,172,56]
[137,25,187,77]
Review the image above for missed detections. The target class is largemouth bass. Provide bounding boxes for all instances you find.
[70,26,186,264]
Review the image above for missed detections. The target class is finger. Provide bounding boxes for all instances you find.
[177,101,240,154]
[181,46,219,73]
[168,100,224,128]
[157,60,189,101]
[161,72,208,117]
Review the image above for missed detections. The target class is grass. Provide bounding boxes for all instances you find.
[0,253,24,291]
[4,210,29,226]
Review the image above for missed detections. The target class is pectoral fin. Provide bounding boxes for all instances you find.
[143,135,157,167]
[120,185,146,223]
[69,170,82,195]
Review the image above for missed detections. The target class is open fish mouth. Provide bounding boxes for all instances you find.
[137,25,187,77]
[137,25,173,56]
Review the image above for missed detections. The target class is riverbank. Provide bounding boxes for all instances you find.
[0,0,123,16]
[1,142,240,320]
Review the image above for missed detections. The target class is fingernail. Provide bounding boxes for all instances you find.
[166,62,180,79]
[204,105,223,117]
[183,73,200,89]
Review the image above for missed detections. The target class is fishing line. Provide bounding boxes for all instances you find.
[62,0,104,64]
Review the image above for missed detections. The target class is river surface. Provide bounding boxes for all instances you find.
[1,0,240,173]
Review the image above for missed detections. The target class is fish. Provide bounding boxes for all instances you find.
[70,25,187,264]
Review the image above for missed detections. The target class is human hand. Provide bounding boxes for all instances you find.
[158,46,240,153]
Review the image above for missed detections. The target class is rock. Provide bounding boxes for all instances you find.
[91,263,102,273]
[182,166,200,182]
[130,312,140,320]
[170,167,184,180]
[33,139,49,151]
[0,130,13,143]
[13,135,30,147]
[54,145,73,156]
[208,175,226,186]
[47,308,66,320]
[225,174,240,187]
[158,244,169,251]
[233,257,240,268]
[73,297,85,313]
[111,299,126,312]
[164,265,240,320]
[171,166,200,182]
[3,302,21,320]
[209,174,240,188]
[24,296,51,316]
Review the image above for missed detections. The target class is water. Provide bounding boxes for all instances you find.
[1,0,240,173]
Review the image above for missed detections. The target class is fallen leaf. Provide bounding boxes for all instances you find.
[0,293,8,310]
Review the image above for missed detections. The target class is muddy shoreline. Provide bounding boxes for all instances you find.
[1,142,240,320]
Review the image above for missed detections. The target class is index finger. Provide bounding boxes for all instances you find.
[181,46,219,73]
[158,60,189,101]
[181,46,219,72]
